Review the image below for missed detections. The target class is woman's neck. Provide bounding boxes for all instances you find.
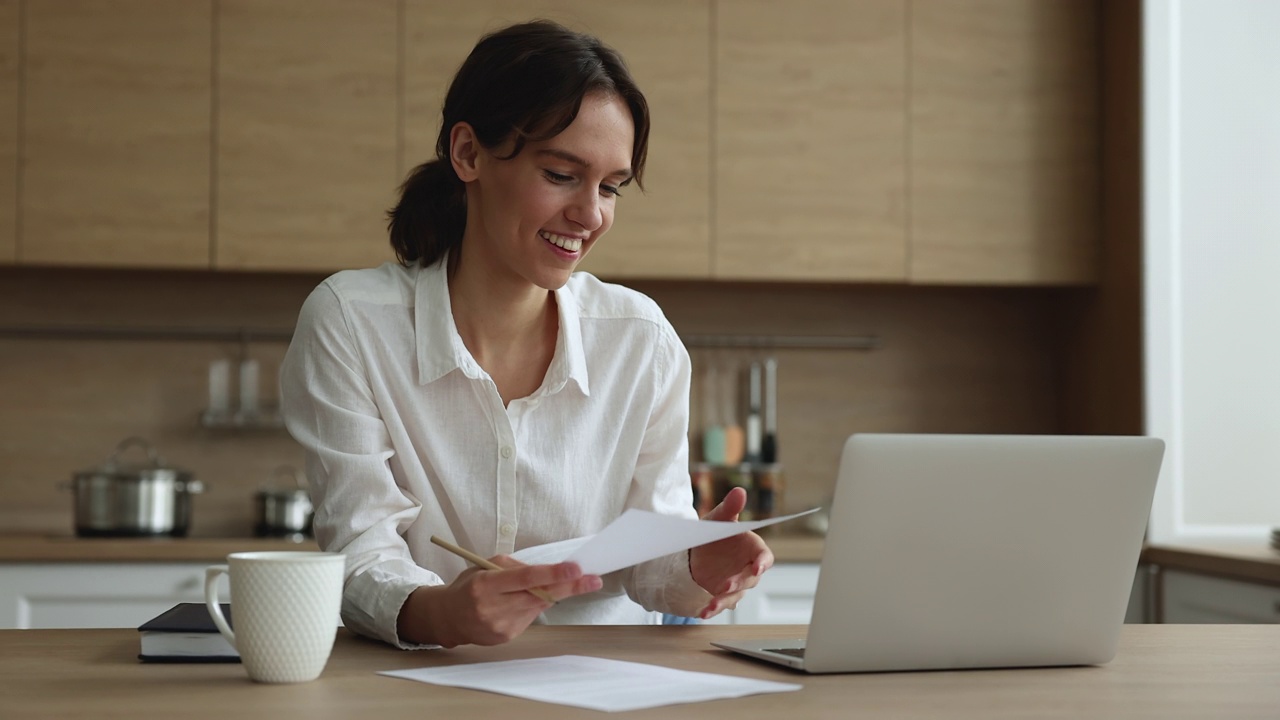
[446,247,559,391]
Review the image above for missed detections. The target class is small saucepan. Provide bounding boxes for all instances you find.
[66,437,205,538]
[254,465,314,541]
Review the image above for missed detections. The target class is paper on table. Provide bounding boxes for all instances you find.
[510,508,819,576]
[379,655,802,712]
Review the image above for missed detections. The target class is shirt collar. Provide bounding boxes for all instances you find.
[413,258,590,397]
[552,281,590,397]
[414,258,476,385]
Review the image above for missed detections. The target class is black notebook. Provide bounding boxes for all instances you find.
[137,603,239,663]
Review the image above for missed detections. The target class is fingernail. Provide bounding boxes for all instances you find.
[588,576,603,591]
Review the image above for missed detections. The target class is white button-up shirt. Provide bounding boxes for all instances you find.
[280,260,709,648]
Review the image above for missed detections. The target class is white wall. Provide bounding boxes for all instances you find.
[1144,0,1280,542]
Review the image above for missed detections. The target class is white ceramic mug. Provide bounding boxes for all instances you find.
[204,551,345,683]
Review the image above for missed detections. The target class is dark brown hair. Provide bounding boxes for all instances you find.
[388,20,651,267]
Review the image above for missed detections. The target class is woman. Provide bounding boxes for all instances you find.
[280,19,771,649]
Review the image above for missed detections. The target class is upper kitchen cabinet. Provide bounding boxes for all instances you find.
[215,0,397,272]
[0,0,16,264]
[715,0,908,282]
[21,1,212,268]
[909,0,1099,284]
[402,1,712,278]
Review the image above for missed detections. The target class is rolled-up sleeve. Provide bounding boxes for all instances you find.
[280,282,440,649]
[619,325,713,617]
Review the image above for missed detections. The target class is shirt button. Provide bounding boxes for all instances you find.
[500,446,513,459]
[500,523,515,536]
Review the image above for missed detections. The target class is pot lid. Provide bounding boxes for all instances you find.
[258,464,309,495]
[79,436,189,476]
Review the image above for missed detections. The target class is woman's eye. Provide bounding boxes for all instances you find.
[543,170,573,184]
[601,184,622,198]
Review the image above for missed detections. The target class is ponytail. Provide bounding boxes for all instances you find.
[387,159,465,267]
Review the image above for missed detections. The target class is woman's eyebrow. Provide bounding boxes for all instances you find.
[536,148,633,180]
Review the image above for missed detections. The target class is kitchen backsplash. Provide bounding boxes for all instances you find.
[0,267,1063,537]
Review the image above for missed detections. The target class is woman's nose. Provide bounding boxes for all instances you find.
[566,188,604,232]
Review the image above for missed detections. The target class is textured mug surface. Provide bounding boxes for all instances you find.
[205,551,345,683]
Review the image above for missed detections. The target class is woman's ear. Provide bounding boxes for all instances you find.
[449,122,481,182]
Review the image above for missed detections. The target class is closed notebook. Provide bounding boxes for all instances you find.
[138,603,239,663]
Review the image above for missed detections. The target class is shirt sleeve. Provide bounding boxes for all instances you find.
[279,281,440,649]
[617,322,713,617]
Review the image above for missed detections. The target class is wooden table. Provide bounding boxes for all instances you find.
[2,624,1278,719]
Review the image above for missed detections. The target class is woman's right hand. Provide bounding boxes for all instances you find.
[398,558,602,647]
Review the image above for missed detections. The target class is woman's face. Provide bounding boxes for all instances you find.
[453,91,635,292]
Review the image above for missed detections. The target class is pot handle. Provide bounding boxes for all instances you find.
[272,464,308,490]
[110,436,163,468]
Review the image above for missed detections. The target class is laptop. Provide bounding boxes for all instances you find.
[712,433,1164,673]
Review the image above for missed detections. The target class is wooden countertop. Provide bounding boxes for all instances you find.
[0,534,318,562]
[1142,541,1280,586]
[4,624,1278,719]
[0,533,821,564]
[3,532,1276,588]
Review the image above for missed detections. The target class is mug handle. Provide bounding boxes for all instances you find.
[204,565,237,651]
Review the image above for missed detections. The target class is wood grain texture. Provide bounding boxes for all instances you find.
[715,0,908,281]
[0,0,16,264]
[215,0,397,272]
[629,280,1061,513]
[910,0,1100,284]
[20,0,212,268]
[402,0,712,278]
[1057,0,1143,436]
[1142,542,1280,588]
[0,268,1060,535]
[3,625,1280,718]
[0,535,318,562]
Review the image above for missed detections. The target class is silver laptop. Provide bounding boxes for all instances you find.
[713,433,1164,673]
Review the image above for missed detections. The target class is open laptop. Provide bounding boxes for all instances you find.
[712,433,1164,673]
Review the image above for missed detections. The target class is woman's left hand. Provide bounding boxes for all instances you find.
[688,486,774,620]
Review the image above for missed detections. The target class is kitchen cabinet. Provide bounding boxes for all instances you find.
[20,0,212,269]
[1161,569,1280,624]
[402,0,712,279]
[214,0,398,272]
[714,0,908,282]
[909,0,1099,284]
[0,563,229,630]
[0,0,16,264]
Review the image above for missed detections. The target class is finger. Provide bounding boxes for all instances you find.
[485,561,583,595]
[713,566,763,596]
[752,544,775,576]
[540,573,604,601]
[699,589,747,620]
[702,486,747,521]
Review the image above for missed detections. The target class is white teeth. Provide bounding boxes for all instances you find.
[540,231,582,252]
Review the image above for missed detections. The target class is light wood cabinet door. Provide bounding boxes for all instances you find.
[715,0,908,282]
[403,1,712,279]
[0,0,16,264]
[910,0,1099,284]
[21,0,212,268]
[215,0,397,272]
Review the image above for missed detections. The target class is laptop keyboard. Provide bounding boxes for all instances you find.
[765,647,806,659]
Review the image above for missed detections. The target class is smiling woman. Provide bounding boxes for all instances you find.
[278,20,774,651]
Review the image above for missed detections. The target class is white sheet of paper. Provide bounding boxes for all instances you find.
[379,655,802,712]
[509,508,819,576]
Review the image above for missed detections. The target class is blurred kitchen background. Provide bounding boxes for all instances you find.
[0,0,1133,538]
[0,0,1276,626]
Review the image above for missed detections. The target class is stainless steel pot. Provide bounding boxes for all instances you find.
[67,437,204,538]
[254,466,313,541]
